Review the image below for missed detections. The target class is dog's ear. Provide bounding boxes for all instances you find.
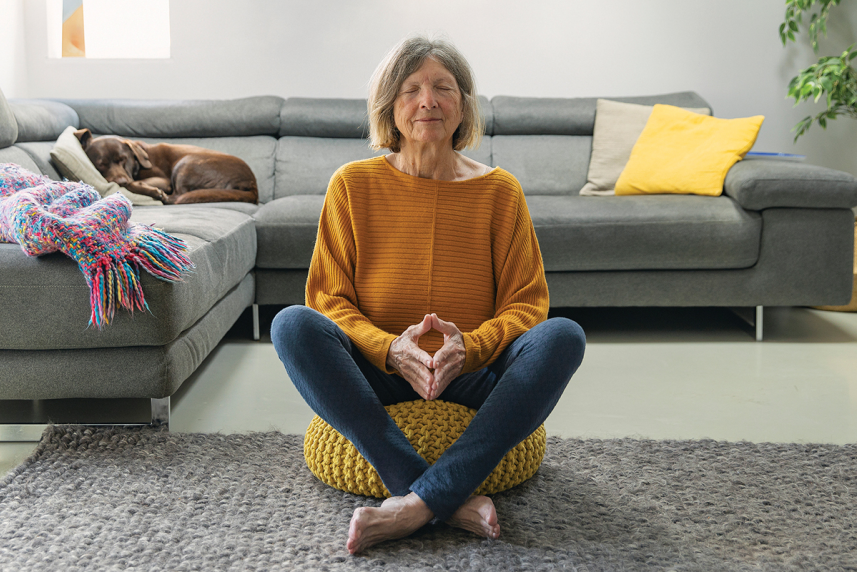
[74,128,93,150]
[123,140,152,170]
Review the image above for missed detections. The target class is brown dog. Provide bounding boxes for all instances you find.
[74,128,258,204]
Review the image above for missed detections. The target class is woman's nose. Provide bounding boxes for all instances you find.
[419,89,437,108]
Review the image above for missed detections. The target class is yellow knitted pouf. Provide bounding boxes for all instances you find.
[303,399,546,498]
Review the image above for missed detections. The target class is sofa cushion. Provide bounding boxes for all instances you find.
[147,201,259,215]
[136,136,277,203]
[492,135,590,195]
[57,96,283,138]
[254,193,761,273]
[280,98,369,139]
[254,195,324,269]
[274,137,492,199]
[10,142,62,180]
[0,207,256,350]
[275,137,385,198]
[491,92,711,136]
[0,146,40,173]
[8,99,79,142]
[0,87,18,148]
[527,195,761,271]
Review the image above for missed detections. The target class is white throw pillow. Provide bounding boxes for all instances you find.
[50,126,163,206]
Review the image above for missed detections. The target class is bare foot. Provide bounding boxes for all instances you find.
[347,492,434,554]
[447,496,500,540]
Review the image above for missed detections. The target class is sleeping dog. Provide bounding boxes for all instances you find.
[75,128,258,204]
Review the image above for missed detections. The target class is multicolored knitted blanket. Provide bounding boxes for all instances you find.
[0,163,194,329]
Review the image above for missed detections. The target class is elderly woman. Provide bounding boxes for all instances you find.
[272,35,585,554]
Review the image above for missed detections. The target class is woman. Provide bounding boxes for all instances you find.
[272,35,585,554]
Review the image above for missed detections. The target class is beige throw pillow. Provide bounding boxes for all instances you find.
[579,99,711,196]
[50,126,163,206]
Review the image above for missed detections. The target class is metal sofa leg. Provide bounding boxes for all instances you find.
[728,306,764,341]
[253,303,261,340]
[151,397,170,429]
[755,305,764,342]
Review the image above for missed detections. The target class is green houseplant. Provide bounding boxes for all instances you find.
[780,0,857,141]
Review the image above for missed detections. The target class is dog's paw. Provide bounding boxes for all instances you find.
[128,182,169,203]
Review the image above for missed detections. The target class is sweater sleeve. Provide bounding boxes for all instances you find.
[460,186,549,373]
[305,171,397,372]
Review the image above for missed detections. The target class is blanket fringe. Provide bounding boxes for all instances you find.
[87,225,194,329]
[128,225,195,282]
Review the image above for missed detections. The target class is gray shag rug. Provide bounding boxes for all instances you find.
[1,427,856,571]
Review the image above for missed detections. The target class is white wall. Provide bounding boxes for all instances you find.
[14,0,857,176]
[0,0,28,99]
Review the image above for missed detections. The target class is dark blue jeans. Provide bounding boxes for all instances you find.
[271,305,585,521]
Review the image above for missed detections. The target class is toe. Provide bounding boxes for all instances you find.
[347,527,364,554]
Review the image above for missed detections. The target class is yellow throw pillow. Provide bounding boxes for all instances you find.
[614,104,764,197]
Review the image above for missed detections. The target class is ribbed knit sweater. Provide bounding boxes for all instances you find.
[306,155,549,375]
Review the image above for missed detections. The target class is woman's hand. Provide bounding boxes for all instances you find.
[428,313,465,400]
[387,315,436,400]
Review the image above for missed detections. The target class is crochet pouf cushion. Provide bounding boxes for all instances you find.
[303,399,547,498]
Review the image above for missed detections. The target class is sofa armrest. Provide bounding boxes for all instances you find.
[724,159,857,211]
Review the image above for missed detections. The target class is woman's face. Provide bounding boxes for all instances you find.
[393,57,463,149]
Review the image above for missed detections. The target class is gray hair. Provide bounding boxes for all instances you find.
[368,34,484,153]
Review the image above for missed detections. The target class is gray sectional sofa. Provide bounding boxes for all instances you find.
[2,88,857,430]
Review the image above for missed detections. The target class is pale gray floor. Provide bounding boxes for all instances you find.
[2,305,857,477]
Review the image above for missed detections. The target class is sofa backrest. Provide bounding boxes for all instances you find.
[8,99,79,143]
[57,96,283,138]
[0,86,48,173]
[1,90,711,201]
[0,87,20,149]
[490,91,711,196]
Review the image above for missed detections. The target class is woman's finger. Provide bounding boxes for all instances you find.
[403,358,433,399]
[433,363,458,398]
[433,334,464,367]
[403,341,434,370]
[430,313,461,336]
[409,314,433,338]
[431,326,466,396]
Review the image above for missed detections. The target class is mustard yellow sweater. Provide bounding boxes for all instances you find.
[306,156,549,375]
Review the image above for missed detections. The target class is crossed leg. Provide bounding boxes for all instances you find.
[271,306,585,553]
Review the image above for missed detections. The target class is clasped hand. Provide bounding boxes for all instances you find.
[386,313,465,401]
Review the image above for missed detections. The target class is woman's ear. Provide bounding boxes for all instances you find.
[123,140,153,169]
